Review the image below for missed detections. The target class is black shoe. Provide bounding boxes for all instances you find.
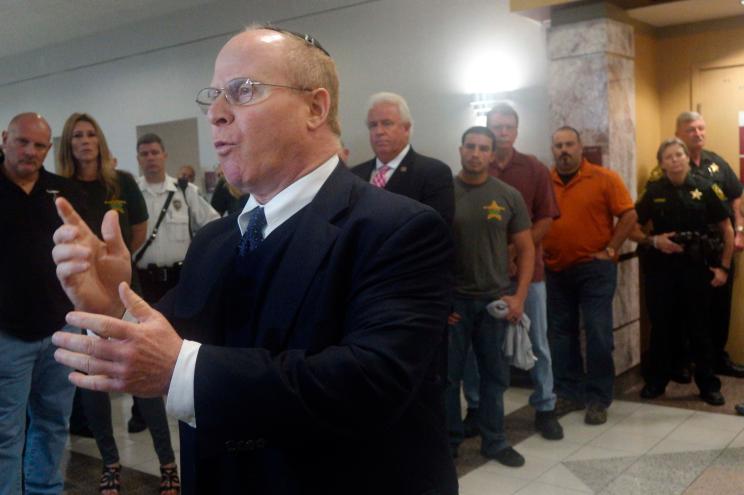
[483,446,525,467]
[700,390,725,406]
[640,384,665,399]
[69,424,94,438]
[535,410,564,440]
[554,397,584,417]
[127,415,147,434]
[584,403,607,425]
[670,368,692,384]
[463,408,480,438]
[714,359,744,378]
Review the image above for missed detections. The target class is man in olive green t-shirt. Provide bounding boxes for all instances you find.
[445,126,534,467]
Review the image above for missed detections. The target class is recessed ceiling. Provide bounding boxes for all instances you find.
[627,0,744,27]
[1,0,743,60]
[0,0,218,59]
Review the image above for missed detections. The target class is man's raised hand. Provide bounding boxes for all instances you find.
[52,197,131,316]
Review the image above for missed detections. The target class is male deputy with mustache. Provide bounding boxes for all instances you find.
[542,126,636,426]
[675,112,744,378]
[49,26,456,494]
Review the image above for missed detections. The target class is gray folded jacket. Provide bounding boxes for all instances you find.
[486,299,537,371]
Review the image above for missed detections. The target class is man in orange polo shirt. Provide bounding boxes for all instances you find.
[542,127,636,425]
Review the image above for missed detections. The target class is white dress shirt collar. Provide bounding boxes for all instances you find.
[375,144,410,171]
[238,155,339,237]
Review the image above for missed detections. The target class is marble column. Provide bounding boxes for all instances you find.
[547,18,640,374]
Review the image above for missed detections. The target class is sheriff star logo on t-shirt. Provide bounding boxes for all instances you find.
[483,200,506,221]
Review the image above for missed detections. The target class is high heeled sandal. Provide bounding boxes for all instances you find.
[159,465,181,494]
[99,464,121,494]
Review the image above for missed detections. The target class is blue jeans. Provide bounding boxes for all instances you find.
[546,260,617,407]
[462,348,479,410]
[461,282,555,412]
[446,298,510,454]
[0,326,77,495]
[525,282,556,411]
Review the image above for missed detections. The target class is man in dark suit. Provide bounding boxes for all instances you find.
[50,26,457,494]
[351,92,454,225]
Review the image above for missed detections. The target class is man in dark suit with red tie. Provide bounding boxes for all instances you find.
[49,26,457,495]
[351,92,454,225]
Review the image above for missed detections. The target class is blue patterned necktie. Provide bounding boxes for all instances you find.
[238,206,267,256]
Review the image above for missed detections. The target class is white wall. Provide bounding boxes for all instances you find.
[0,0,551,177]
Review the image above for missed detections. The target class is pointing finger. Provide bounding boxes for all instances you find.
[55,197,92,235]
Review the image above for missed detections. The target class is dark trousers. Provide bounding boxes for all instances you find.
[546,260,617,407]
[81,390,175,466]
[643,261,720,393]
[710,258,735,365]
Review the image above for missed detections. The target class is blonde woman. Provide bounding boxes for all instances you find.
[58,113,179,495]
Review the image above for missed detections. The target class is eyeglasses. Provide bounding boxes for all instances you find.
[195,78,311,113]
[262,26,330,57]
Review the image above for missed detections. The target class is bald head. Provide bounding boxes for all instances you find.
[8,113,51,136]
[204,27,341,203]
[2,113,52,187]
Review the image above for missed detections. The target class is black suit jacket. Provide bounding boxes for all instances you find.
[158,166,457,494]
[351,147,454,225]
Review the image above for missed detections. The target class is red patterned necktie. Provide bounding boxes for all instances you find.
[371,164,390,188]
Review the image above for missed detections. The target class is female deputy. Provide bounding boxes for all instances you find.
[633,137,733,405]
[58,113,179,494]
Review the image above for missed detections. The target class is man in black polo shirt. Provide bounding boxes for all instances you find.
[675,111,744,378]
[0,113,86,493]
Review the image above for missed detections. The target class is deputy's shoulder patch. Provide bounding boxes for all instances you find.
[648,166,664,182]
[711,183,726,201]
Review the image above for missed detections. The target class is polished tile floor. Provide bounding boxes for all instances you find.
[458,396,744,494]
[62,386,744,494]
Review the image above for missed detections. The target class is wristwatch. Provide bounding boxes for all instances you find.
[605,246,616,257]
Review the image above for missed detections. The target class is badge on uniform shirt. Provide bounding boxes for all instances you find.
[172,199,182,211]
[483,200,506,221]
[708,163,719,174]
[104,199,126,213]
[711,183,726,201]
[690,189,702,200]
